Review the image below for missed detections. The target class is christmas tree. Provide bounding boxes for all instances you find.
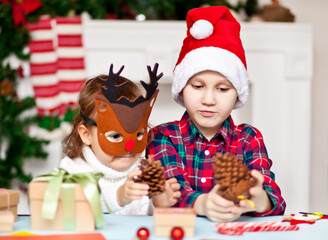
[0,64,49,188]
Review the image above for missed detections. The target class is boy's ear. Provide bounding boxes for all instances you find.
[78,124,92,145]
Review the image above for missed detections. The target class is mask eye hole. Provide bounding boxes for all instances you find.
[136,128,145,141]
[105,131,123,143]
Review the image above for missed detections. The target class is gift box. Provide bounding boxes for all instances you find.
[0,189,20,221]
[29,168,105,231]
[153,208,196,237]
[0,211,14,232]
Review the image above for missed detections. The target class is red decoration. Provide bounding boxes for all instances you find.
[136,227,150,240]
[125,139,135,151]
[18,65,24,78]
[171,227,184,240]
[0,0,42,26]
[215,222,299,235]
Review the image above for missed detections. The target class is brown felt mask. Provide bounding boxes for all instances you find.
[95,64,162,156]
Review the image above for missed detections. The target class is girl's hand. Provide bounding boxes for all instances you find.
[117,169,149,207]
[152,178,181,207]
[231,170,272,215]
[194,185,242,222]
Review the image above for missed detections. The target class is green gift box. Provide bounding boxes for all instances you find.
[29,168,105,231]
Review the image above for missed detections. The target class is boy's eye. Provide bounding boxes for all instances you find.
[105,131,123,143]
[136,128,145,141]
[192,84,202,89]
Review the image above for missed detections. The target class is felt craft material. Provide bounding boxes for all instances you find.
[95,63,162,156]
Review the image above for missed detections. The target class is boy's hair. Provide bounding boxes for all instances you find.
[62,75,141,159]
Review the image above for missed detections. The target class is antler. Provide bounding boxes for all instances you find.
[142,63,163,100]
[99,64,129,103]
[99,63,163,107]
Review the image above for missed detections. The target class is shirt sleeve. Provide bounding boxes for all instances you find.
[147,129,201,208]
[242,126,286,216]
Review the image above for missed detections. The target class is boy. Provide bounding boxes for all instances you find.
[147,6,285,222]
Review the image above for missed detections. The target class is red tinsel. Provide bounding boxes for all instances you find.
[0,0,42,26]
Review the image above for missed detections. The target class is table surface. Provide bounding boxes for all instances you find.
[1,215,328,240]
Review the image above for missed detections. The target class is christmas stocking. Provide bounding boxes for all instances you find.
[56,16,86,116]
[27,16,59,116]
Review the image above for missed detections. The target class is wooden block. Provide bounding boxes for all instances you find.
[153,208,196,237]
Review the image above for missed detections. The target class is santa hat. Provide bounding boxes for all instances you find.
[172,6,249,109]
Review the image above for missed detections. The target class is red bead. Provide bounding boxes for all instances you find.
[171,227,184,240]
[125,139,135,151]
[136,227,150,240]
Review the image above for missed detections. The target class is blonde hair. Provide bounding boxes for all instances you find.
[62,75,141,159]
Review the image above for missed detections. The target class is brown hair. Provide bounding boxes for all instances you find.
[62,75,141,159]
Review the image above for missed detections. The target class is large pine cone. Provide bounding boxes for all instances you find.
[213,152,257,204]
[133,156,165,198]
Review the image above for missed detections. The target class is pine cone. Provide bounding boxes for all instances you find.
[133,156,165,197]
[213,152,257,204]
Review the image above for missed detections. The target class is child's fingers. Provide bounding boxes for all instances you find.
[238,199,255,212]
[170,182,180,191]
[251,170,264,185]
[167,178,178,184]
[127,169,142,180]
[127,190,147,199]
[172,191,181,199]
[129,182,149,191]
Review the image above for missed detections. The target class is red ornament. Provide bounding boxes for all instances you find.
[171,227,184,240]
[0,0,43,26]
[136,227,150,240]
[18,65,24,78]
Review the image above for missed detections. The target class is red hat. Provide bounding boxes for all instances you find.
[172,6,249,109]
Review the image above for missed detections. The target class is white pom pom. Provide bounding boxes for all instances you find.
[190,20,213,40]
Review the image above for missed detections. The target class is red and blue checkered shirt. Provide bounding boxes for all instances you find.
[147,111,286,216]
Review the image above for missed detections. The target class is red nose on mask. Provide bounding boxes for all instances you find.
[125,139,135,152]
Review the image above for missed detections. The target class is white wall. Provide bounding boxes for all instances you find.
[258,0,328,212]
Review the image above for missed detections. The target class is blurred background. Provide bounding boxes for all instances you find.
[1,0,327,215]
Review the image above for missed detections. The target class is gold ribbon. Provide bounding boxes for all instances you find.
[32,168,105,230]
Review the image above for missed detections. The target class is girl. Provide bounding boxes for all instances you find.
[60,64,180,215]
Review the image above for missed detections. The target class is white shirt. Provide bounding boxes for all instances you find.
[59,145,153,215]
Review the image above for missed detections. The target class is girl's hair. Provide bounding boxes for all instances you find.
[62,75,141,159]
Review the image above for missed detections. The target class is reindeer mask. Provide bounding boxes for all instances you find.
[88,63,162,156]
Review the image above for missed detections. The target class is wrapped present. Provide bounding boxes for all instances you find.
[0,211,14,232]
[153,208,196,237]
[29,168,105,231]
[0,189,20,221]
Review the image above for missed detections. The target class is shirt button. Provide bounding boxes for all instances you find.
[201,178,206,183]
[204,150,210,156]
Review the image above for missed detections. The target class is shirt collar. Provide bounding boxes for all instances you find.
[179,111,235,146]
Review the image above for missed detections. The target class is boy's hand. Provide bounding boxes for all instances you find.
[117,169,149,207]
[194,185,242,222]
[231,170,272,215]
[152,178,181,207]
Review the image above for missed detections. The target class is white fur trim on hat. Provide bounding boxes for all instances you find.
[190,20,213,40]
[172,47,249,109]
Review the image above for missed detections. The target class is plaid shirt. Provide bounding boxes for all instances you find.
[147,111,286,216]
